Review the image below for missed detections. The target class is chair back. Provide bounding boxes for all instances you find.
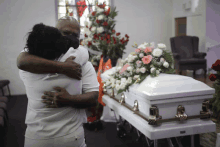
[170,36,199,59]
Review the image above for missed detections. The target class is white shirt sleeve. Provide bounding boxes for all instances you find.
[82,61,99,93]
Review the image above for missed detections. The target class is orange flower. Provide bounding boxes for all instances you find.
[144,47,152,53]
[142,55,152,64]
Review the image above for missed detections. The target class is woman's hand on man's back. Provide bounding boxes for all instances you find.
[59,56,82,80]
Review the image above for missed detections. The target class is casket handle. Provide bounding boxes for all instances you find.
[133,100,139,112]
[119,93,125,104]
[148,106,162,125]
[200,100,213,119]
[175,105,188,121]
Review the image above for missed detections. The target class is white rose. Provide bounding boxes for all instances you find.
[138,42,148,49]
[140,67,146,73]
[125,58,128,62]
[127,77,132,84]
[163,62,169,68]
[84,28,89,33]
[152,48,163,57]
[116,66,122,71]
[87,13,91,17]
[107,80,112,86]
[137,63,142,68]
[86,31,92,36]
[98,15,104,20]
[91,27,96,32]
[133,55,138,60]
[133,75,140,80]
[88,22,92,28]
[150,67,156,73]
[120,84,126,89]
[116,80,121,84]
[160,58,165,63]
[156,70,160,75]
[127,66,133,72]
[110,78,115,84]
[136,68,140,73]
[116,84,121,91]
[128,57,134,63]
[84,21,88,26]
[157,43,166,49]
[139,53,144,58]
[97,27,104,33]
[97,8,104,13]
[111,83,115,88]
[121,78,126,84]
[87,37,92,41]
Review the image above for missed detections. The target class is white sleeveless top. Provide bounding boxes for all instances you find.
[19,46,99,139]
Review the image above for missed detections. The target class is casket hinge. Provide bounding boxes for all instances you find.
[119,93,125,104]
[200,100,213,119]
[148,106,162,125]
[175,105,188,121]
[133,100,139,112]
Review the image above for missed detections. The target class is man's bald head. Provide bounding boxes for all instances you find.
[56,16,80,36]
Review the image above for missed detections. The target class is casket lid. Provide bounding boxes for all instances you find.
[129,74,215,100]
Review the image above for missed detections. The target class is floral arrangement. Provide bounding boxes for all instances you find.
[90,54,101,71]
[208,59,220,120]
[103,42,176,94]
[82,2,129,60]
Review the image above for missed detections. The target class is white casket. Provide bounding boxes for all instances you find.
[101,70,216,140]
[123,73,215,120]
[102,68,215,123]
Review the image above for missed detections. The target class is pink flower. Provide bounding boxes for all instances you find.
[144,47,152,53]
[135,48,141,53]
[120,64,130,74]
[142,55,152,64]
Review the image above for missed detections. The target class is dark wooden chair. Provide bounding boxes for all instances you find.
[170,36,207,80]
[0,80,11,96]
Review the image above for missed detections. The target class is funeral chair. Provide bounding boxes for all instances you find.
[170,36,207,80]
[0,80,11,97]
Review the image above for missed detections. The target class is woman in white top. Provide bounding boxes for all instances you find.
[19,23,99,147]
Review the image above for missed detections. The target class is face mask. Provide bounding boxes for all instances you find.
[64,33,80,49]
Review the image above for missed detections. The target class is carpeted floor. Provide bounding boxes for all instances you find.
[4,94,203,147]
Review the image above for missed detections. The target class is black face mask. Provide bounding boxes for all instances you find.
[64,33,80,49]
